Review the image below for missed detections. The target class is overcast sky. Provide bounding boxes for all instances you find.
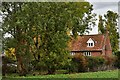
[87,0,119,34]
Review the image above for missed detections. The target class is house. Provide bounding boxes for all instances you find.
[69,31,112,57]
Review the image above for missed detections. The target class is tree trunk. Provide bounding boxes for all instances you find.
[16,55,27,76]
[15,27,27,76]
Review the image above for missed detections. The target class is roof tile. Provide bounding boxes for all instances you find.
[69,34,105,51]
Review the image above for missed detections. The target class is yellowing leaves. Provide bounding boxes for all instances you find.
[5,48,16,60]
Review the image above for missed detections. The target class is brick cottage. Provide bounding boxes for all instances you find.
[69,31,112,57]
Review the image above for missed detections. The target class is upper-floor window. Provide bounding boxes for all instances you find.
[87,38,94,47]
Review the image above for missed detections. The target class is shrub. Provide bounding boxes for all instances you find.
[67,54,115,73]
[67,60,79,73]
[86,56,105,71]
[114,51,120,69]
[74,54,88,72]
[6,63,17,73]
[105,56,115,66]
[31,60,47,72]
[2,56,17,75]
[67,54,88,73]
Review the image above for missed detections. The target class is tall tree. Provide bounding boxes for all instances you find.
[2,2,96,75]
[104,11,119,53]
[98,15,105,34]
[98,11,119,53]
[2,2,33,76]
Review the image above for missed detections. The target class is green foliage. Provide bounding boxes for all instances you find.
[98,15,105,34]
[98,11,119,53]
[2,2,34,76]
[2,56,17,74]
[114,51,120,68]
[74,54,88,72]
[6,64,17,74]
[86,56,105,70]
[2,2,96,75]
[104,56,115,66]
[105,11,119,53]
[67,58,79,73]
[67,54,88,73]
[67,55,108,72]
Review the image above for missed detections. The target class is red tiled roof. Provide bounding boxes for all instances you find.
[69,34,105,51]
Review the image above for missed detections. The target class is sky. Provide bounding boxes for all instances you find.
[87,0,119,34]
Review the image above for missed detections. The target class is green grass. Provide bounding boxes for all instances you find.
[2,69,119,80]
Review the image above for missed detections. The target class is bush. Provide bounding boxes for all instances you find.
[2,56,17,75]
[104,56,115,66]
[74,54,88,72]
[66,54,115,73]
[6,63,17,73]
[31,60,47,72]
[86,56,105,71]
[67,59,79,73]
[114,51,120,69]
[67,54,88,73]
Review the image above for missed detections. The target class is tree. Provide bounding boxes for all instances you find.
[98,15,105,34]
[98,11,119,53]
[2,2,34,76]
[104,11,119,53]
[2,2,96,75]
[29,2,96,74]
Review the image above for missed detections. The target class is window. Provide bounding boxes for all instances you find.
[84,52,91,56]
[87,42,94,47]
[87,38,94,47]
[71,52,75,55]
[91,43,93,46]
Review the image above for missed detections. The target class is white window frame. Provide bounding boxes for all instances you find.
[71,52,75,55]
[87,38,94,47]
[84,52,91,56]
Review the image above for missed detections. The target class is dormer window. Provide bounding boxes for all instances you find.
[87,38,94,47]
[88,43,93,46]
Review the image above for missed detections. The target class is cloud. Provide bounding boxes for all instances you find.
[92,2,118,10]
[86,1,118,34]
[91,2,118,16]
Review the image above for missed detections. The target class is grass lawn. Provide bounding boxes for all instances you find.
[2,69,119,80]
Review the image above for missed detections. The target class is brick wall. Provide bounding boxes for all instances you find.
[91,51,102,57]
[73,51,102,57]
